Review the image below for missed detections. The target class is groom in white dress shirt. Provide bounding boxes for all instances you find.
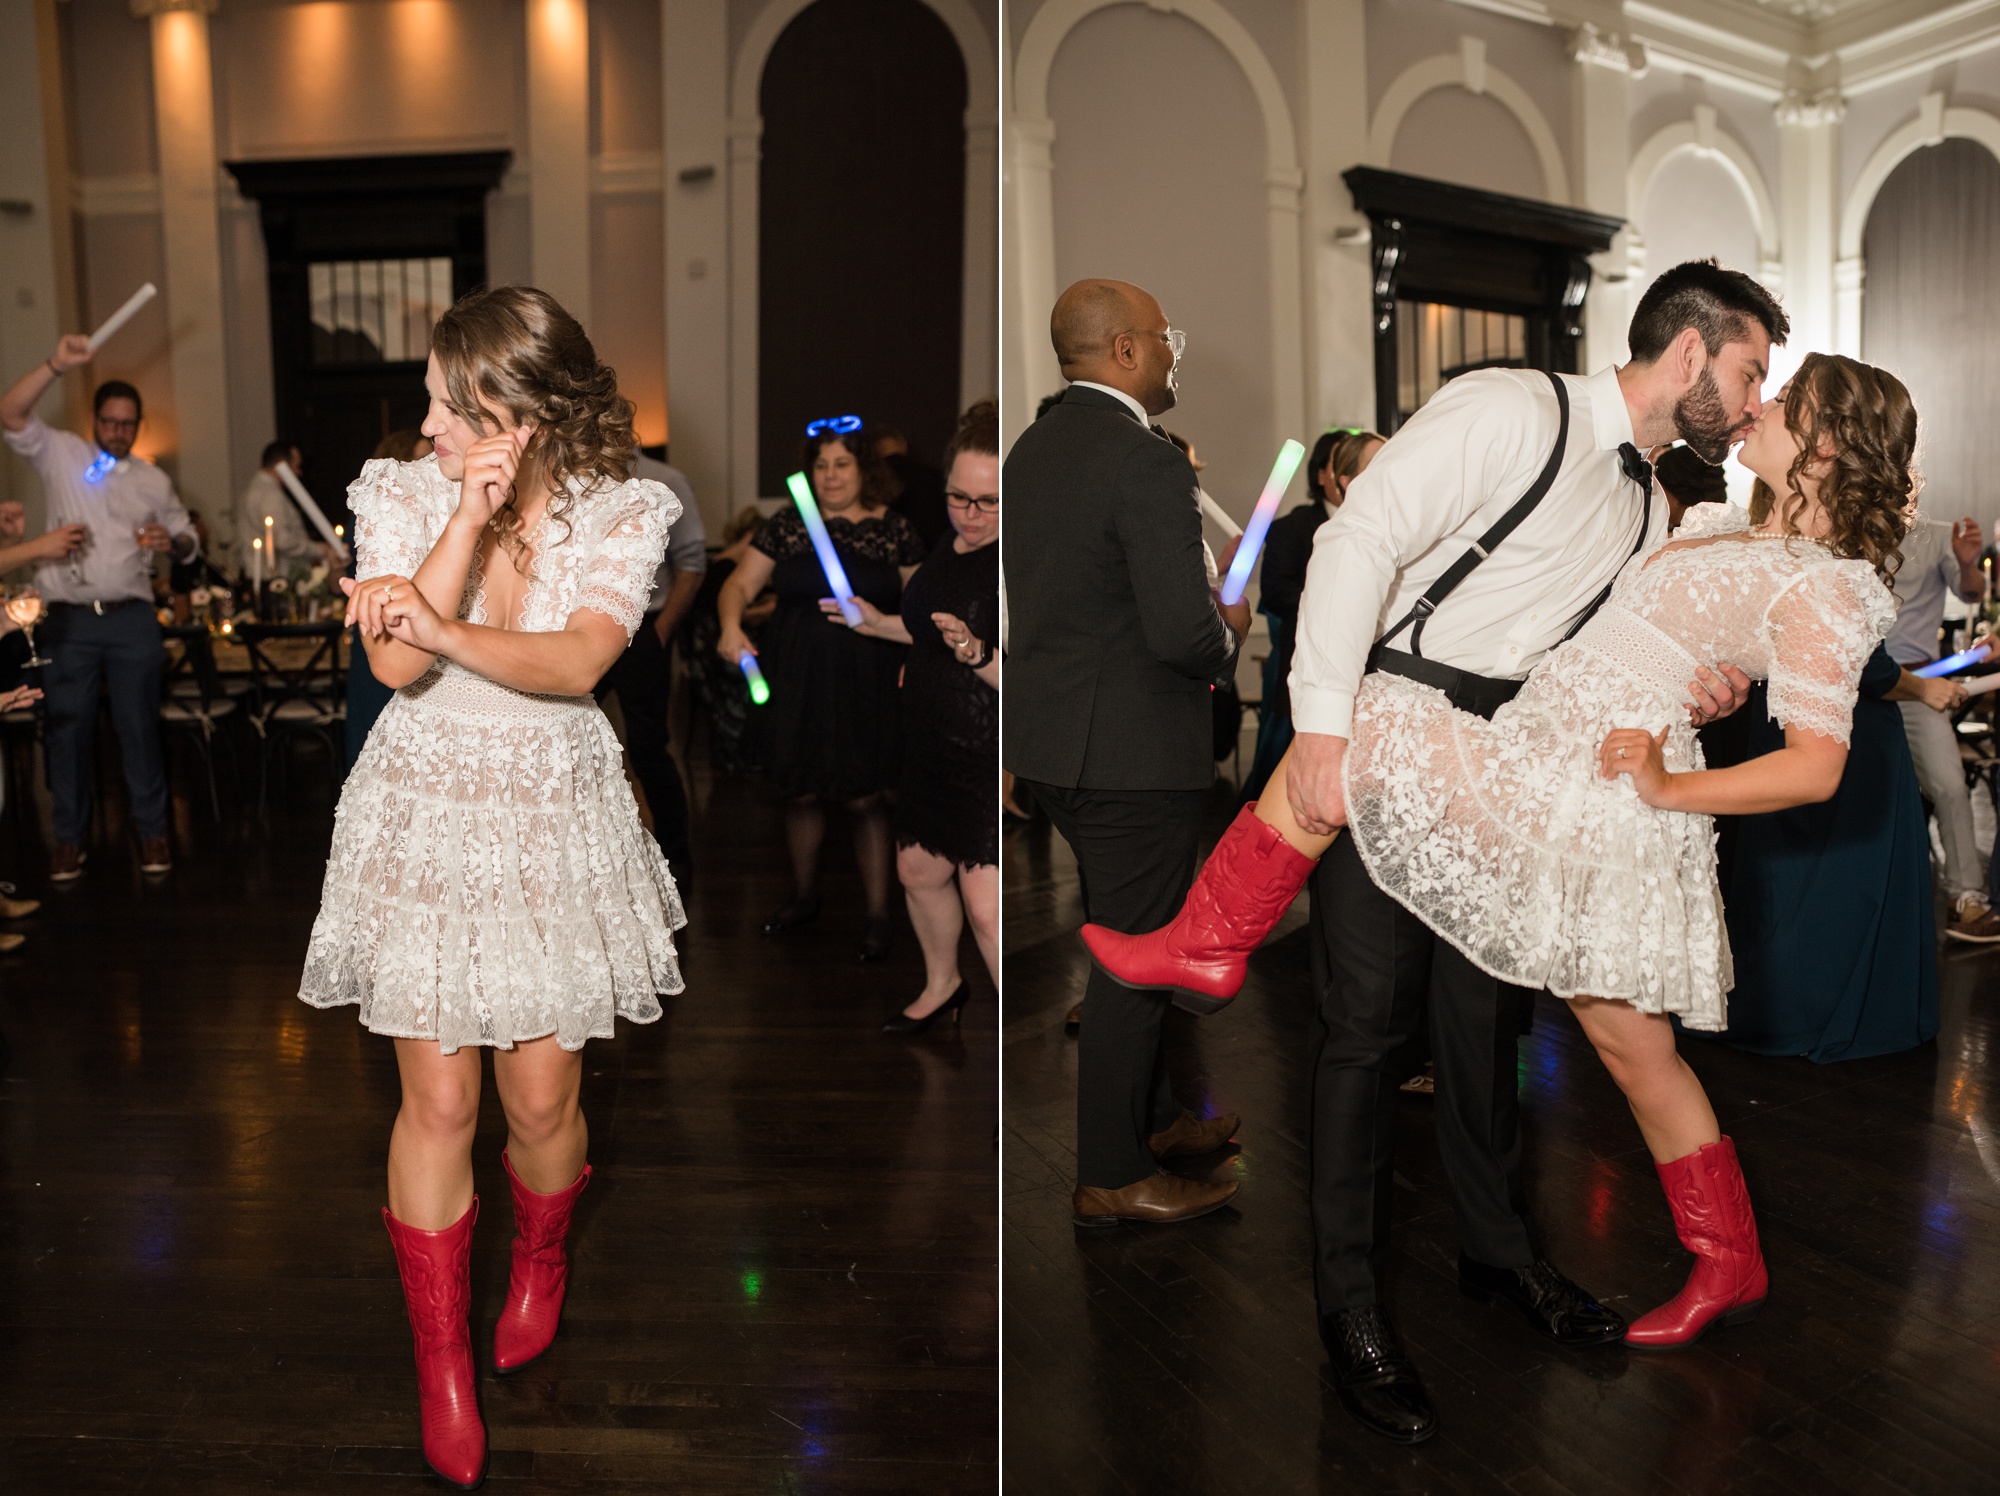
[1288,261,1788,1444]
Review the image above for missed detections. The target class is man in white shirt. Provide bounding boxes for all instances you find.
[1,335,200,881]
[236,441,324,578]
[593,452,707,876]
[1287,262,1778,1442]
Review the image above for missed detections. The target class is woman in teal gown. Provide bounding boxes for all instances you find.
[1699,642,1939,1062]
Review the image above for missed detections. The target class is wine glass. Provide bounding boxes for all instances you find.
[7,588,51,668]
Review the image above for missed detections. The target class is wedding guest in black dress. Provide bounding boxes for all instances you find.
[832,401,999,1032]
[684,509,773,774]
[718,423,926,959]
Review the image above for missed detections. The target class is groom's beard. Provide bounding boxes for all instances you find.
[1672,365,1740,464]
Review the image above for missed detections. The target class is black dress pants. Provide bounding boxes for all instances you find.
[1308,833,1536,1309]
[596,615,693,874]
[1027,781,1202,1189]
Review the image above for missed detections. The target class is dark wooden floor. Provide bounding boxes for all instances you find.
[0,719,996,1491]
[1003,780,2000,1496]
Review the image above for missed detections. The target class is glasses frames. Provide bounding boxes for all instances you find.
[946,490,998,513]
[1118,327,1186,359]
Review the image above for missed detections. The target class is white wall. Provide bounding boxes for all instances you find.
[1389,86,1542,199]
[1046,3,1275,521]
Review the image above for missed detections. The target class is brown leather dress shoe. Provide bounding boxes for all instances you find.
[0,882,40,919]
[1148,1109,1240,1160]
[139,836,172,875]
[49,845,85,883]
[0,933,23,954]
[1072,1170,1238,1227]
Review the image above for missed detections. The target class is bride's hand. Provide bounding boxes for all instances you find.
[455,426,533,529]
[1600,727,1672,805]
[1686,662,1751,725]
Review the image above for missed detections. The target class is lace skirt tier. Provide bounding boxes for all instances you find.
[1343,628,1731,1028]
[298,667,687,1053]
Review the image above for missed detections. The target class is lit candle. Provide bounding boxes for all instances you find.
[784,471,863,627]
[1219,439,1309,605]
[251,537,263,592]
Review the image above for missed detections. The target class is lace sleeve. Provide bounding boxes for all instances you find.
[1674,502,1752,539]
[347,458,435,580]
[1763,560,1897,745]
[577,480,679,640]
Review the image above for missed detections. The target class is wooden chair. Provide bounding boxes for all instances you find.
[238,622,346,810]
[159,625,241,821]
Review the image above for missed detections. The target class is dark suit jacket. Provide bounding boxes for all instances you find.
[1002,385,1237,790]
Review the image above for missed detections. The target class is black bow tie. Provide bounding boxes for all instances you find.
[1619,442,1653,493]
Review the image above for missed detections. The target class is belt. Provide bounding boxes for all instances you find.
[1366,645,1522,722]
[52,598,149,617]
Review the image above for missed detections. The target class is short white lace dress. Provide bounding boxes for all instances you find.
[298,455,688,1053]
[1343,503,1895,1029]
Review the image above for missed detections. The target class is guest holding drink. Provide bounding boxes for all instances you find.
[0,337,199,880]
[718,421,925,960]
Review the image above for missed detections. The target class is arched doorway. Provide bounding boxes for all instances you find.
[757,0,967,494]
[1863,137,2000,526]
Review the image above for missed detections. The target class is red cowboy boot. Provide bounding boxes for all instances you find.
[1625,1136,1769,1348]
[383,1200,487,1490]
[1079,806,1317,1015]
[492,1153,591,1373]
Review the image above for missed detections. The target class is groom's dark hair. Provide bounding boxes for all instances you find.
[1628,260,1789,363]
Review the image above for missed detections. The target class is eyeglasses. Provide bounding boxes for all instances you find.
[805,414,863,438]
[946,490,998,513]
[1122,327,1186,359]
[96,417,140,432]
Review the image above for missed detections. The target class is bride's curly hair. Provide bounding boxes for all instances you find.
[1767,352,1918,582]
[431,285,636,554]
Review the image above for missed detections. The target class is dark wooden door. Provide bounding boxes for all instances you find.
[225,153,512,529]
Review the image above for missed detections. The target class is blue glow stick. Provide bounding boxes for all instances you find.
[739,651,770,705]
[1915,642,1990,677]
[1219,439,1308,605]
[785,470,863,627]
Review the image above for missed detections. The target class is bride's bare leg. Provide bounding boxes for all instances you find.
[1253,750,1342,859]
[1568,997,1721,1163]
[492,1036,589,1192]
[388,1039,482,1228]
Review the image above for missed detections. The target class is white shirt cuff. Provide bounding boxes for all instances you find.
[1290,686,1354,739]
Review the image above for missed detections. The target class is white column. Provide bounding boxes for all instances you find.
[1567,24,1645,369]
[1267,169,1307,448]
[137,0,233,523]
[960,115,999,408]
[726,114,761,507]
[527,0,590,329]
[661,0,731,529]
[0,0,80,525]
[1299,0,1372,430]
[1777,87,1844,360]
[1003,110,1060,453]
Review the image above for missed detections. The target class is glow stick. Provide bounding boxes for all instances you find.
[784,471,862,627]
[1915,642,1990,677]
[1219,439,1307,605]
[1197,490,1243,538]
[85,283,156,354]
[1961,672,2000,698]
[274,461,351,561]
[738,651,770,705]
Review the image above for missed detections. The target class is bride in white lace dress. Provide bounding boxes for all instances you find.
[1087,352,1919,1352]
[296,287,684,1490]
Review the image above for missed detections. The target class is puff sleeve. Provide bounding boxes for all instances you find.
[1763,559,1897,745]
[578,479,680,640]
[348,458,439,581]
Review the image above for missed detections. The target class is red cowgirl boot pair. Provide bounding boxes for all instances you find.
[1625,1136,1768,1348]
[1080,806,1318,1014]
[381,1157,591,1491]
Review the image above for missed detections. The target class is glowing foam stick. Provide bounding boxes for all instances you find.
[1219,439,1308,605]
[85,283,156,354]
[273,461,351,560]
[1197,490,1243,538]
[1914,641,1991,677]
[739,651,770,705]
[784,470,863,627]
[1961,671,2000,698]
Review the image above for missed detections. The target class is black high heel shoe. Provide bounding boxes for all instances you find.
[761,895,821,935]
[881,983,969,1035]
[858,915,894,963]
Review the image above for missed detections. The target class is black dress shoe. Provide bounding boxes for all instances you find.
[1458,1255,1627,1346]
[1318,1306,1436,1444]
[761,896,821,935]
[857,916,893,962]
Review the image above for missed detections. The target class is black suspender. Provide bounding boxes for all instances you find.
[1377,371,1571,658]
